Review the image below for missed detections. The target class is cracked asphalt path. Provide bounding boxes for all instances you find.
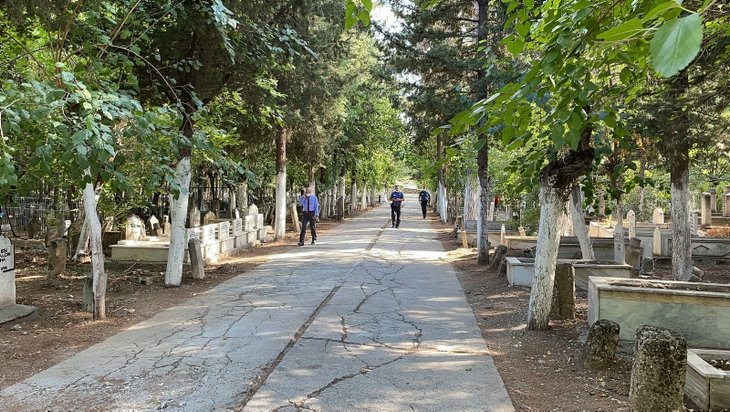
[0,196,514,411]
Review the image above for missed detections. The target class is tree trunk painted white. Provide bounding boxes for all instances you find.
[463,168,479,221]
[82,179,106,320]
[369,187,376,207]
[672,168,693,280]
[274,128,287,241]
[438,180,447,224]
[361,185,367,209]
[351,181,358,212]
[165,156,192,287]
[527,181,564,330]
[568,185,595,260]
[338,175,346,219]
[72,211,90,261]
[613,199,625,264]
[236,180,248,214]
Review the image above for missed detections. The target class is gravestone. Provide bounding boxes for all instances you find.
[27,218,41,239]
[518,226,527,237]
[625,237,642,271]
[725,191,730,218]
[188,237,205,280]
[709,188,717,213]
[651,207,664,224]
[203,211,217,225]
[125,215,145,241]
[256,214,264,229]
[500,224,506,246]
[701,192,712,226]
[629,325,687,411]
[189,204,201,227]
[234,209,241,220]
[653,226,662,256]
[248,203,259,218]
[550,263,575,320]
[464,220,477,232]
[48,238,68,278]
[0,236,16,306]
[201,224,217,245]
[232,219,244,236]
[163,215,171,236]
[217,221,231,240]
[244,215,254,231]
[627,210,636,239]
[148,215,160,232]
[582,319,620,369]
[690,211,698,236]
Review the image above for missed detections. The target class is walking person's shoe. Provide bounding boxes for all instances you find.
[311,240,316,244]
[298,242,304,246]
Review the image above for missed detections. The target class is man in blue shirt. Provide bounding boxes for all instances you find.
[389,185,405,228]
[298,186,319,245]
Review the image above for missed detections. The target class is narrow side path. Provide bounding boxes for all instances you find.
[0,196,513,411]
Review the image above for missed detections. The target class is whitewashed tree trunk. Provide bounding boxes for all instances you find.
[527,181,564,330]
[165,156,192,286]
[72,211,90,261]
[369,187,376,207]
[361,186,367,209]
[82,179,106,320]
[463,168,479,221]
[338,176,346,219]
[236,180,248,214]
[568,185,594,260]
[438,180,447,224]
[274,128,287,241]
[350,181,358,212]
[613,199,625,264]
[672,169,693,280]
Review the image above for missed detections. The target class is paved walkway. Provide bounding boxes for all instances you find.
[1,196,513,411]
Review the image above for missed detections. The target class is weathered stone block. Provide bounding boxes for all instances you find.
[582,319,620,369]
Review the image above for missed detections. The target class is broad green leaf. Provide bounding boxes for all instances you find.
[650,14,703,77]
[505,35,524,55]
[597,18,644,42]
[357,10,370,26]
[642,1,680,22]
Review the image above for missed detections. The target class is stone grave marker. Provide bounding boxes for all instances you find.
[0,235,16,306]
[652,207,664,224]
[256,214,264,229]
[217,221,231,240]
[518,226,527,237]
[149,215,160,231]
[233,219,243,236]
[125,215,145,241]
[203,211,217,224]
[189,204,201,227]
[500,224,506,246]
[163,215,171,236]
[201,224,217,245]
[691,211,698,236]
[627,210,636,239]
[248,203,259,218]
[244,215,254,231]
[652,226,662,256]
[725,193,730,218]
[701,192,712,226]
[709,188,717,212]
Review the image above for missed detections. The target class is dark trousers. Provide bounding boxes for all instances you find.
[390,204,401,227]
[421,201,428,218]
[299,212,317,243]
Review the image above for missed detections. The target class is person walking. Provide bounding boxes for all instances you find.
[298,186,319,245]
[418,188,430,219]
[389,185,405,228]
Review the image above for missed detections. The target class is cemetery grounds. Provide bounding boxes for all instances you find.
[1,215,729,411]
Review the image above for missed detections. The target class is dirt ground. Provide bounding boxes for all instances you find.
[2,215,730,411]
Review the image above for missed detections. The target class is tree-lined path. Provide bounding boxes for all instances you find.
[0,197,513,411]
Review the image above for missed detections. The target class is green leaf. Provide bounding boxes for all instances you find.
[357,10,370,26]
[650,14,703,77]
[642,1,681,22]
[505,35,524,55]
[597,18,644,42]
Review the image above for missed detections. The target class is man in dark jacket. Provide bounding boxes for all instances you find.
[418,189,430,219]
[389,185,405,228]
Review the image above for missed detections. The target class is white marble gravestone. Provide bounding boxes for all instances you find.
[627,210,636,239]
[0,236,16,306]
[233,219,244,236]
[652,207,664,224]
[256,214,264,229]
[217,221,231,240]
[125,215,145,241]
[244,215,254,231]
